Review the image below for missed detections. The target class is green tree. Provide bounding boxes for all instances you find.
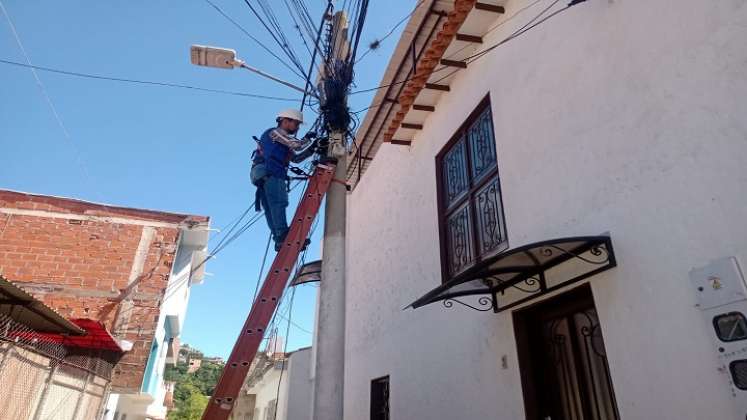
[166,355,225,419]
[168,391,208,420]
[192,362,223,395]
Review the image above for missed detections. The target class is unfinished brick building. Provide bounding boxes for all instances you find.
[0,189,210,419]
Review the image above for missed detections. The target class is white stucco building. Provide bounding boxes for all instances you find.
[317,0,747,419]
[231,347,313,420]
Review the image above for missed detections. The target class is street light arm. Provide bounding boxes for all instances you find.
[238,63,318,98]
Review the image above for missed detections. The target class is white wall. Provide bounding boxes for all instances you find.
[242,349,314,420]
[278,348,313,420]
[249,367,285,420]
[343,1,747,420]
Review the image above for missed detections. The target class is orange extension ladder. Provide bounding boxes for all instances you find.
[202,162,336,420]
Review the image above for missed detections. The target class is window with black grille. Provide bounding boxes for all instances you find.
[370,376,390,420]
[436,96,507,280]
[729,360,747,390]
[713,312,747,342]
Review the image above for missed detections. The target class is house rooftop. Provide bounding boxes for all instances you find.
[0,189,209,226]
[348,0,505,188]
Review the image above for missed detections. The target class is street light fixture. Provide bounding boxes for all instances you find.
[190,44,315,97]
[190,45,240,69]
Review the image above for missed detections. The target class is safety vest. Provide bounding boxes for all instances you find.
[252,127,291,178]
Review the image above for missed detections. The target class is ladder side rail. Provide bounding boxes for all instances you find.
[202,163,336,420]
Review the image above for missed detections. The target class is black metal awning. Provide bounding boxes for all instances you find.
[290,260,322,287]
[409,236,616,313]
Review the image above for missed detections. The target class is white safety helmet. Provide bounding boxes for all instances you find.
[276,109,304,124]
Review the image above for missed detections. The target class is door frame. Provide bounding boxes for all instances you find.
[513,284,617,420]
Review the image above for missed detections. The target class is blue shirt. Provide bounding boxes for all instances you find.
[252,127,313,178]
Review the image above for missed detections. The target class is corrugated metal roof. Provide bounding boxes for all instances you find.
[0,275,86,335]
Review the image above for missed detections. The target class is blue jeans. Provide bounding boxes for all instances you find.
[251,165,289,249]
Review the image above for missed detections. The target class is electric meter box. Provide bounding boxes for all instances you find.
[690,257,747,420]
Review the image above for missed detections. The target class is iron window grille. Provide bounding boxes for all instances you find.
[370,376,390,420]
[436,96,507,281]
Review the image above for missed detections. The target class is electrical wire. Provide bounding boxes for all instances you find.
[243,0,308,77]
[208,205,254,244]
[272,286,296,418]
[440,0,547,62]
[0,59,299,101]
[355,0,426,64]
[349,0,581,98]
[283,0,314,58]
[202,0,307,80]
[209,205,254,249]
[0,1,103,200]
[300,1,333,111]
[251,233,273,304]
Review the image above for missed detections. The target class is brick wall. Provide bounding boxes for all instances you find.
[0,190,208,392]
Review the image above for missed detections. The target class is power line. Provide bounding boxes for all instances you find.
[349,0,581,98]
[300,1,333,110]
[355,0,426,64]
[208,205,255,245]
[0,0,103,201]
[202,0,307,80]
[272,281,296,418]
[242,0,307,77]
[0,58,298,101]
[252,233,273,304]
[440,0,547,62]
[449,1,571,74]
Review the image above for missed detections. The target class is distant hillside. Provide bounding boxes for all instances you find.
[166,347,224,420]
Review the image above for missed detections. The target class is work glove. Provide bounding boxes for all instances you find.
[302,131,318,141]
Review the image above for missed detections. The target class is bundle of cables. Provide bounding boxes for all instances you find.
[320,59,353,133]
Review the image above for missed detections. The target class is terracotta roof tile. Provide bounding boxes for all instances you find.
[384,0,478,142]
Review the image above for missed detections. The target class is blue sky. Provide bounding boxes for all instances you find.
[0,0,413,358]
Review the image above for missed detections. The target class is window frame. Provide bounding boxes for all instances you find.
[435,95,508,282]
[713,311,747,342]
[370,375,390,420]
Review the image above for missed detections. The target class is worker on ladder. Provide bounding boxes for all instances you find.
[251,109,318,251]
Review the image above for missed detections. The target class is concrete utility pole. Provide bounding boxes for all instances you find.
[312,10,349,420]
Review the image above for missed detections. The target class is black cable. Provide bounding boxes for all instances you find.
[300,1,332,110]
[283,0,314,58]
[272,286,295,418]
[189,173,311,277]
[355,0,425,64]
[202,0,307,80]
[0,58,298,101]
[259,0,305,70]
[464,4,571,65]
[244,0,307,76]
[440,0,546,62]
[349,62,454,95]
[251,233,273,304]
[209,205,254,251]
[350,0,581,96]
[209,206,253,244]
[347,0,369,64]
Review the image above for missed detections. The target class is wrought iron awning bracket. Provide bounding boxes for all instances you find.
[443,296,493,312]
[488,239,610,296]
[411,236,617,314]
